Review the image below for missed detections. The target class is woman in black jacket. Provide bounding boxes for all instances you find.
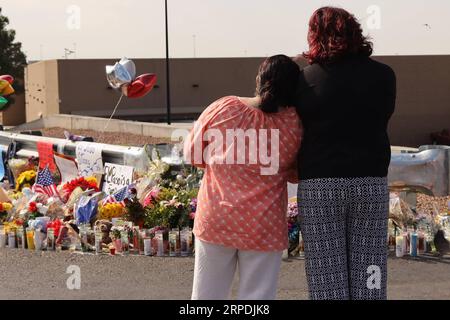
[296,7,396,300]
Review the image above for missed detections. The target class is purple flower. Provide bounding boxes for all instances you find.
[190,198,198,213]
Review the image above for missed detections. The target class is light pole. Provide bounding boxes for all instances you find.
[165,0,172,125]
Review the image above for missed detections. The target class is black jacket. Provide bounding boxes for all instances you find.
[295,56,396,180]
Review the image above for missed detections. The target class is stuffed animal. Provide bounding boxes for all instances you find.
[95,220,113,245]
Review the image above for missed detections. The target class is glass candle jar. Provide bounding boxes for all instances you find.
[26,229,35,250]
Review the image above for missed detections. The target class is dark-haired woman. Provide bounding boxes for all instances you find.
[184,55,302,300]
[295,7,396,300]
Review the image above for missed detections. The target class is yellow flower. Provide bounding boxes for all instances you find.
[85,177,97,185]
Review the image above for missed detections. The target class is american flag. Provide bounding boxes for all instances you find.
[102,186,129,206]
[32,166,60,198]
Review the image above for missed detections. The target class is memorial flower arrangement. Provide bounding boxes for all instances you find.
[98,203,126,220]
[27,201,45,220]
[141,150,200,230]
[0,145,200,256]
[61,177,99,201]
[144,187,198,229]
[9,157,37,183]
[15,170,37,191]
[0,202,13,223]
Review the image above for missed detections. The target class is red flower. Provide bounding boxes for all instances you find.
[29,202,38,213]
[0,203,3,212]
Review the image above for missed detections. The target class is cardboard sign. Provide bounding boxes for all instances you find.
[54,153,79,184]
[37,141,57,172]
[76,142,103,177]
[102,163,134,195]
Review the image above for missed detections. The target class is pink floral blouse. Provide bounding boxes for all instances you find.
[184,96,302,251]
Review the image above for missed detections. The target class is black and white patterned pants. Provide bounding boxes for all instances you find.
[298,177,389,300]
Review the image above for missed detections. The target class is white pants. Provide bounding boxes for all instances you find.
[192,239,283,300]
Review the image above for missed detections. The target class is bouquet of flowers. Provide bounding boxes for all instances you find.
[98,203,126,221]
[15,170,37,191]
[0,202,13,223]
[144,186,198,230]
[27,201,45,220]
[60,177,99,202]
[9,157,37,185]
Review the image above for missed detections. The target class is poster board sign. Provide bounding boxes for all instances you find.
[76,142,103,177]
[102,162,134,195]
[37,141,57,172]
[54,153,78,184]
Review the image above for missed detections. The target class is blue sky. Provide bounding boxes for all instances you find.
[2,0,449,60]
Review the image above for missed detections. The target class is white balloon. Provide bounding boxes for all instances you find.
[119,57,136,80]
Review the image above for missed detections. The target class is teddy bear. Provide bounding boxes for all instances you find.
[95,220,113,245]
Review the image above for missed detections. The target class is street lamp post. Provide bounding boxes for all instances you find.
[165,0,172,125]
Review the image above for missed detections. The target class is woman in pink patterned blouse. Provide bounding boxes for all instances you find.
[184,55,302,300]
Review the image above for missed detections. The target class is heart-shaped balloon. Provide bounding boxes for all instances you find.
[119,58,136,80]
[124,74,157,99]
[0,75,14,84]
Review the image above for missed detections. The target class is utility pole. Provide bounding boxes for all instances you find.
[165,0,172,125]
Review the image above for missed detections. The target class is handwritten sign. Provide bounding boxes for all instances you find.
[37,141,57,172]
[102,163,134,194]
[75,142,103,177]
[54,153,79,184]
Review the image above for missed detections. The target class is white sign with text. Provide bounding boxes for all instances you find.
[102,162,134,194]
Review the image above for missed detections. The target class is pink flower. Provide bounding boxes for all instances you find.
[143,187,160,207]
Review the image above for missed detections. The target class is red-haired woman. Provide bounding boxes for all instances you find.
[295,7,396,300]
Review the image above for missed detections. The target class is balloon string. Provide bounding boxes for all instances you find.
[99,93,124,142]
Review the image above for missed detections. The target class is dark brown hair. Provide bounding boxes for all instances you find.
[303,7,373,64]
[256,55,300,113]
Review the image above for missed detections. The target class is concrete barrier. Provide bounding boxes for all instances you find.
[8,114,193,138]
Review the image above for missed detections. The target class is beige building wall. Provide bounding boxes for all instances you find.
[24,56,450,147]
[25,60,60,121]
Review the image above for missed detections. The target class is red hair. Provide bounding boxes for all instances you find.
[303,7,373,64]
